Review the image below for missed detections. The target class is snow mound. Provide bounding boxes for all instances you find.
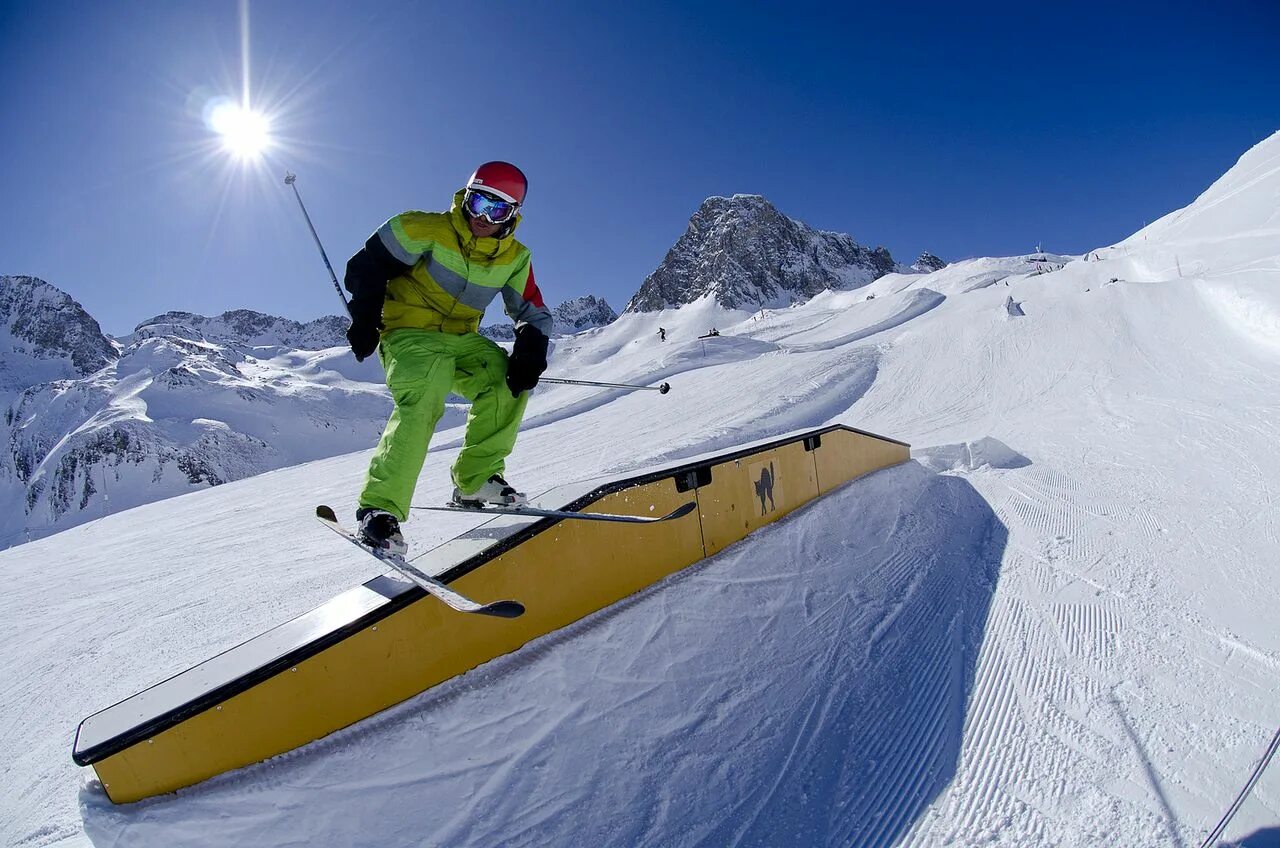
[656,333,778,368]
[1195,279,1280,355]
[785,288,945,353]
[866,253,1074,299]
[914,437,1032,474]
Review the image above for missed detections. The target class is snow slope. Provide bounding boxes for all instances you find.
[2,131,1279,847]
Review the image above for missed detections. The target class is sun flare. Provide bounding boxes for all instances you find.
[208,99,272,159]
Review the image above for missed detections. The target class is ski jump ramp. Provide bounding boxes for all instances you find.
[73,424,909,803]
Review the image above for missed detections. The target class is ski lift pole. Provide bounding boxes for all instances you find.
[540,376,671,395]
[284,172,352,317]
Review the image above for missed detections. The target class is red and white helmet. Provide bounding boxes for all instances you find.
[465,161,528,204]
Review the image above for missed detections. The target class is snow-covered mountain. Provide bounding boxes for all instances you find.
[477,323,517,341]
[0,275,118,391]
[130,309,348,349]
[910,252,947,273]
[625,194,900,312]
[482,295,619,341]
[0,301,400,546]
[551,294,618,333]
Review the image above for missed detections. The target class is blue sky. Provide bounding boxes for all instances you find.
[2,1,1277,336]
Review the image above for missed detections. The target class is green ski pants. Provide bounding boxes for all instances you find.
[359,329,529,521]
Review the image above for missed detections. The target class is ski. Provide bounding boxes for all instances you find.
[411,500,698,524]
[314,505,524,619]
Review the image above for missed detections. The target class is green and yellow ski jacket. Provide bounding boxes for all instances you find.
[344,190,553,338]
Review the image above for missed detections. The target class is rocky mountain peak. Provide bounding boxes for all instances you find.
[0,275,118,389]
[553,295,618,333]
[625,195,897,312]
[911,253,947,273]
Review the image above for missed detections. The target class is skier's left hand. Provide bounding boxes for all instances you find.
[506,325,548,397]
[346,320,380,362]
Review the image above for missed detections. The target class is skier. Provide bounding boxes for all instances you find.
[658,327,666,342]
[342,161,553,554]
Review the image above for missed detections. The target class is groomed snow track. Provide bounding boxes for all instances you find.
[72,424,908,803]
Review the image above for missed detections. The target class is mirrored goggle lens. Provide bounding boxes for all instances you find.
[465,190,516,223]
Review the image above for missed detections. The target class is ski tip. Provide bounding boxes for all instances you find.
[316,505,338,522]
[479,600,526,619]
[668,501,697,520]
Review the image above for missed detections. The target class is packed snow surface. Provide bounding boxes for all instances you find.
[2,132,1279,846]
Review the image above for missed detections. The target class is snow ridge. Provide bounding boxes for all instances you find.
[131,309,348,349]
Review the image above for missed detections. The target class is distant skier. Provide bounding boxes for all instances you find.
[658,327,666,342]
[342,161,553,554]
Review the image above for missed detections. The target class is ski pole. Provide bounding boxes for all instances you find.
[284,172,352,316]
[540,376,671,394]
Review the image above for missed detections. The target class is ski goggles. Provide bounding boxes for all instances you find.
[463,188,519,224]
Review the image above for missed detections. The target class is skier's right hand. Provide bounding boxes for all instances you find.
[347,320,380,362]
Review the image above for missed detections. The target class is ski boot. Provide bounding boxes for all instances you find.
[356,507,407,556]
[451,474,528,508]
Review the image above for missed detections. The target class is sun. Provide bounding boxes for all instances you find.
[207,99,272,159]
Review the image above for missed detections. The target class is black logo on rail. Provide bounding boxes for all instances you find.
[754,462,776,516]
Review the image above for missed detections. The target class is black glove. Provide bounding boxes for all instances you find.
[347,319,380,362]
[506,325,548,397]
[343,235,400,363]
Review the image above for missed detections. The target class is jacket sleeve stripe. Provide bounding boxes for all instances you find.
[379,216,430,266]
[522,264,547,308]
